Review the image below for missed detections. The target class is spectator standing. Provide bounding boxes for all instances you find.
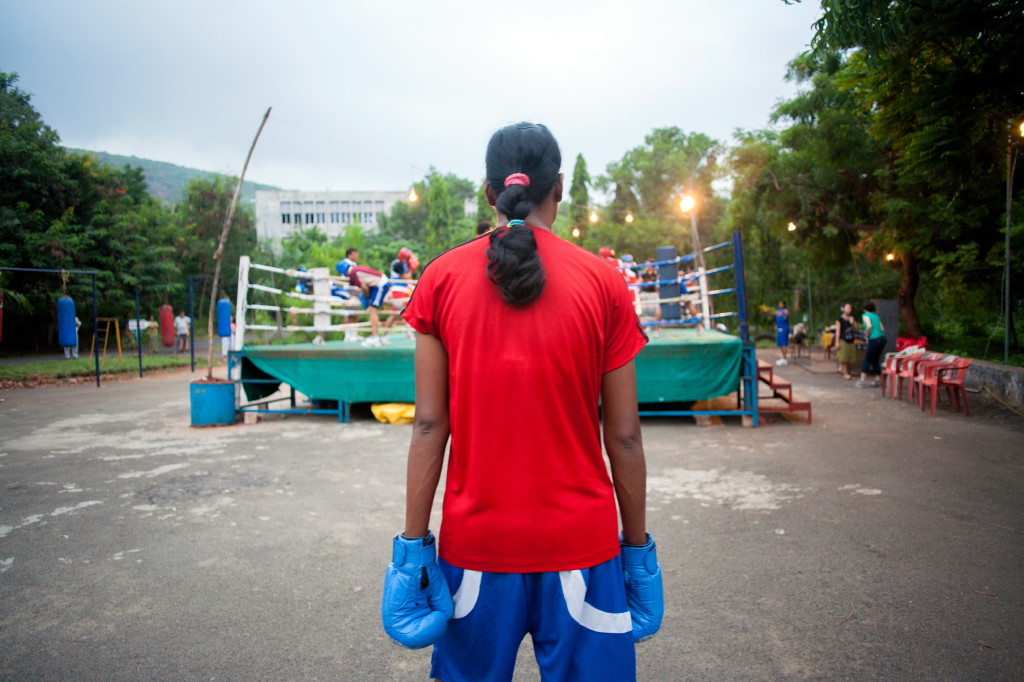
[856,300,886,388]
[775,300,790,366]
[173,311,191,353]
[834,303,858,380]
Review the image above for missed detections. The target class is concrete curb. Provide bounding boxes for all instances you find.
[965,358,1024,413]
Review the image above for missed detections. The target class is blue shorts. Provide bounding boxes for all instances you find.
[776,327,789,347]
[430,555,636,682]
[360,282,391,309]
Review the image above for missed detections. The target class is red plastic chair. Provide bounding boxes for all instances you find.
[911,354,958,407]
[895,352,940,402]
[919,358,972,416]
[881,348,921,398]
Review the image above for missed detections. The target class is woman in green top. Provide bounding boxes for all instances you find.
[857,300,886,387]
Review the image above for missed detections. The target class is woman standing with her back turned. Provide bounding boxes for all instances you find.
[380,122,664,682]
[857,300,887,388]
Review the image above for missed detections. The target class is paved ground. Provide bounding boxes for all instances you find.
[1,350,1022,681]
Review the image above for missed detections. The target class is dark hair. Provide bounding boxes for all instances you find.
[476,220,493,236]
[863,300,876,312]
[484,122,561,305]
[346,247,358,257]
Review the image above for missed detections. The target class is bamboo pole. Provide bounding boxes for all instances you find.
[205,107,271,379]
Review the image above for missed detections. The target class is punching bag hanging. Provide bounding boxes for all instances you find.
[160,303,175,347]
[57,296,77,347]
[216,298,232,338]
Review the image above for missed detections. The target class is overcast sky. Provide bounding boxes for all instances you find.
[2,0,822,193]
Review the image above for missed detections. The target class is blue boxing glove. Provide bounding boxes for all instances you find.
[381,531,453,649]
[621,533,664,642]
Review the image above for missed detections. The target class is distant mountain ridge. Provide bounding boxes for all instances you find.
[66,148,284,204]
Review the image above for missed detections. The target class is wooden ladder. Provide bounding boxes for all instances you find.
[90,317,124,364]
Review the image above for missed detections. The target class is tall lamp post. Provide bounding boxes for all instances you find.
[680,194,712,327]
[1005,121,1024,363]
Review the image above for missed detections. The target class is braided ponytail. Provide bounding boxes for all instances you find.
[484,123,561,306]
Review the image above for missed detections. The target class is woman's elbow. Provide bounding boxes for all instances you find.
[412,411,449,438]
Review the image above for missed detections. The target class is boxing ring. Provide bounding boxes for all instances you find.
[231,232,759,425]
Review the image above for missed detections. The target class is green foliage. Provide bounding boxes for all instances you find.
[475,182,493,226]
[800,0,1024,347]
[568,154,591,241]
[589,127,726,260]
[425,173,453,259]
[0,71,266,352]
[66,149,281,204]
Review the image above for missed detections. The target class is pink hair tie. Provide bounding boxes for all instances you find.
[503,173,530,188]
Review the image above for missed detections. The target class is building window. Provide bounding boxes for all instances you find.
[282,213,291,224]
[293,213,302,224]
[330,212,340,223]
[305,213,315,224]
[341,212,351,223]
[363,211,374,223]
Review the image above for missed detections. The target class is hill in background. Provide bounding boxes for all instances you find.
[66,148,284,204]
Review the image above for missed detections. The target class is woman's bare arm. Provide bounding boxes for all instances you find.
[602,360,647,546]
[403,332,450,539]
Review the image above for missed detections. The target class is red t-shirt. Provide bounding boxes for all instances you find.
[348,265,384,289]
[402,226,647,572]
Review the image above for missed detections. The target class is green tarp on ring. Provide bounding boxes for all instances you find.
[240,328,742,405]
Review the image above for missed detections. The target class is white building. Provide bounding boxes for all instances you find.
[254,190,409,242]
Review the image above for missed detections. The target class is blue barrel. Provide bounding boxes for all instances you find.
[216,298,232,338]
[190,381,237,426]
[57,296,77,347]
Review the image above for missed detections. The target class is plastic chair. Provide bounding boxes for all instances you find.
[894,352,939,402]
[910,354,958,406]
[919,358,972,416]
[881,347,920,398]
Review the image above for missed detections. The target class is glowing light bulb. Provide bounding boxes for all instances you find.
[886,252,896,261]
[679,195,695,213]
[787,222,797,232]
[408,188,418,202]
[625,212,634,223]
[572,227,580,238]
[589,211,599,223]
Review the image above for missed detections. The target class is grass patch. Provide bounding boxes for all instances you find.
[0,355,194,383]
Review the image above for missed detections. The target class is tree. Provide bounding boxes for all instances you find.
[424,173,453,259]
[787,0,1024,341]
[1,73,191,348]
[597,127,725,256]
[568,154,591,243]
[176,175,256,316]
[475,180,492,226]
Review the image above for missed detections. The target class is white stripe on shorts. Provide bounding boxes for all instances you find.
[559,569,632,634]
[452,569,482,619]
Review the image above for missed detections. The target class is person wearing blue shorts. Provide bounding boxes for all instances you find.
[336,259,392,347]
[380,123,664,681]
[775,300,790,366]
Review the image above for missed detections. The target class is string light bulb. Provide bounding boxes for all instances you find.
[408,188,418,202]
[589,211,599,223]
[679,195,695,213]
[572,227,580,238]
[787,222,797,232]
[886,252,896,261]
[625,212,634,224]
